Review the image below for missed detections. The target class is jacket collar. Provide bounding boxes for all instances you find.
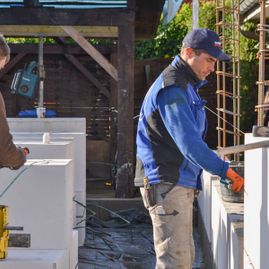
[171,55,208,90]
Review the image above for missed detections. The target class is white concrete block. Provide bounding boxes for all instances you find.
[13,141,77,228]
[244,134,269,269]
[0,160,74,250]
[14,141,74,160]
[211,181,243,269]
[230,221,243,269]
[70,229,79,269]
[8,117,86,133]
[198,171,218,243]
[0,249,68,269]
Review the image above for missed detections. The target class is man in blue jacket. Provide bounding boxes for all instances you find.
[135,28,244,269]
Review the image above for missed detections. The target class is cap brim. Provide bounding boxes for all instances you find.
[217,51,230,62]
[210,49,230,62]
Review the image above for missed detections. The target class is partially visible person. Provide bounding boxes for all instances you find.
[0,34,29,169]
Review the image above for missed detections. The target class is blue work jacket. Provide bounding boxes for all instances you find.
[134,55,229,190]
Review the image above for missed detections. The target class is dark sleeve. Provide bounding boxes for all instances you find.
[0,93,26,169]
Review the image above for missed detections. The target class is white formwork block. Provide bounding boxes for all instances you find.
[51,133,86,192]
[12,132,86,192]
[70,229,79,269]
[14,141,74,160]
[0,159,74,250]
[230,221,243,269]
[244,134,269,269]
[198,171,218,243]
[211,181,244,269]
[14,140,77,228]
[8,117,86,133]
[0,249,68,269]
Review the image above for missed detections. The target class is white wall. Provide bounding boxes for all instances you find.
[244,134,269,269]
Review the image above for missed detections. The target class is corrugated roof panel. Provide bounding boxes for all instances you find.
[0,0,127,8]
[0,0,22,2]
[0,0,126,2]
[40,0,126,3]
[42,4,126,8]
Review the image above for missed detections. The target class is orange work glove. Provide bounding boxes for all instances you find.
[225,167,244,192]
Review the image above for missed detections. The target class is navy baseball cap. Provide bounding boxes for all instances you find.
[182,28,230,61]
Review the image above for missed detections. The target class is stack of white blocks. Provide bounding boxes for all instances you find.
[0,118,86,269]
[198,171,244,269]
[0,160,77,269]
[198,133,269,269]
[8,117,87,246]
[12,132,86,246]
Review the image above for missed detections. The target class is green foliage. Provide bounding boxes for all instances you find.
[198,1,216,29]
[135,1,217,60]
[135,3,192,60]
[6,37,56,44]
[239,21,259,131]
[240,61,258,131]
[240,21,259,61]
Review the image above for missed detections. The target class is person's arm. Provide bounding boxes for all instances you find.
[157,86,228,178]
[0,92,27,169]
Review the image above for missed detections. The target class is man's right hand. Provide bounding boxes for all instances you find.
[225,167,244,192]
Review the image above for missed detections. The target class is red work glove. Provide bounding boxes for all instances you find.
[225,167,244,192]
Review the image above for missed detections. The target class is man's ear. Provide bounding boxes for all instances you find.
[184,48,195,59]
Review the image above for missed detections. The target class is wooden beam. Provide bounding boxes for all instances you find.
[115,21,135,197]
[0,53,26,79]
[62,26,118,81]
[0,8,131,26]
[0,25,118,38]
[9,44,116,55]
[64,54,110,98]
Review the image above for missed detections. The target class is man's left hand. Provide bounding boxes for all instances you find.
[225,167,244,192]
[23,147,30,156]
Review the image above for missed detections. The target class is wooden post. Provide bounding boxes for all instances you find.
[110,52,118,183]
[115,16,135,198]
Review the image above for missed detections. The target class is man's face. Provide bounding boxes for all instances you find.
[0,56,8,70]
[185,48,217,80]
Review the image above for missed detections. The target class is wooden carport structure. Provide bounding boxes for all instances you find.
[0,0,165,197]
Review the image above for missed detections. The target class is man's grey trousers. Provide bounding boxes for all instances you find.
[140,183,195,269]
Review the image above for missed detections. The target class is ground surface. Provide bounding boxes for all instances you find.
[78,205,205,269]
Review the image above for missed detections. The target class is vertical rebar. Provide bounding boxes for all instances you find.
[215,0,241,160]
[222,4,226,148]
[216,0,221,147]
